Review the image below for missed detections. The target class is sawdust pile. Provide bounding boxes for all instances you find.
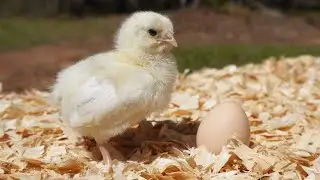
[0,55,320,180]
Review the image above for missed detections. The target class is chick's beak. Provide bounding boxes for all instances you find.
[163,34,178,47]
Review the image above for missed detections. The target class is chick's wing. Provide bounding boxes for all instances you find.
[68,77,119,127]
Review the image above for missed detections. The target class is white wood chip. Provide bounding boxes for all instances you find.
[23,146,44,159]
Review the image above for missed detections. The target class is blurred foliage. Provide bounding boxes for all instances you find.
[0,0,189,17]
[0,0,61,17]
[0,0,320,18]
[201,0,230,11]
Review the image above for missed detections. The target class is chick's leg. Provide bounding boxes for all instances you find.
[97,143,112,169]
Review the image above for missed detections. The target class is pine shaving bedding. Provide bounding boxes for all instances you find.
[0,55,319,180]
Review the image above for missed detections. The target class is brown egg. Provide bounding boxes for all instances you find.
[196,101,250,154]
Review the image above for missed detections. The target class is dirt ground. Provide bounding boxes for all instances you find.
[1,8,320,92]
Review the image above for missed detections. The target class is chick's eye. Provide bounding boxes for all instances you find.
[148,29,157,36]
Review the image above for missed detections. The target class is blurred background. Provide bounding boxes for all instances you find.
[0,0,320,92]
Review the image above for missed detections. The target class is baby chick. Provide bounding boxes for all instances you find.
[50,11,178,168]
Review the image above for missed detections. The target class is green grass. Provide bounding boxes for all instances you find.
[1,18,320,71]
[174,44,320,71]
[0,17,116,51]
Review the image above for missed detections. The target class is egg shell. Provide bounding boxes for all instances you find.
[196,101,250,154]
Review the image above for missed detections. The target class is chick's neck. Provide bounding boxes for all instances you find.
[116,48,174,68]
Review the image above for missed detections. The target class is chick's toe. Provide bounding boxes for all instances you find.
[97,143,112,169]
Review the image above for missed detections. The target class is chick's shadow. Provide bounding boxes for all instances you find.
[85,119,200,163]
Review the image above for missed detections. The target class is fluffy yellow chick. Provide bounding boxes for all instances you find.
[50,11,178,168]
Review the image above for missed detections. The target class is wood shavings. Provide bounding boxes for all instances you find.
[171,93,199,110]
[293,130,320,153]
[23,146,45,159]
[10,172,42,180]
[0,55,320,179]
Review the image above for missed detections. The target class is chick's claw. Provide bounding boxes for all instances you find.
[97,143,112,169]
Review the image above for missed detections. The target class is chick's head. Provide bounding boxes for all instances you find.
[115,11,177,54]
